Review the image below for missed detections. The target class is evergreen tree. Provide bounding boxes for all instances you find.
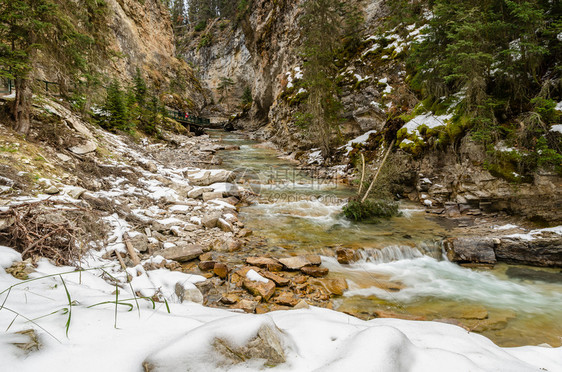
[0,0,57,134]
[133,67,147,106]
[103,80,130,131]
[298,0,358,156]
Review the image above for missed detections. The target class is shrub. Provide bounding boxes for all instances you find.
[342,199,400,222]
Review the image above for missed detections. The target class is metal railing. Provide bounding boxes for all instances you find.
[166,110,211,125]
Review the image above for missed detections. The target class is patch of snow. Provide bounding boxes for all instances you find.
[0,246,21,270]
[340,130,378,156]
[550,124,562,134]
[504,225,562,241]
[493,224,519,230]
[246,269,269,283]
[402,114,453,136]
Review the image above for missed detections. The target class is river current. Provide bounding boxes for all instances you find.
[209,130,562,347]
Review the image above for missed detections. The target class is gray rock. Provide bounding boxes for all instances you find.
[202,191,224,201]
[158,244,204,262]
[66,187,87,199]
[129,233,150,253]
[444,237,497,264]
[56,153,72,162]
[0,216,15,231]
[202,211,222,228]
[496,236,562,267]
[212,324,286,366]
[188,170,234,186]
[187,187,213,199]
[217,218,234,232]
[44,185,60,195]
[69,140,97,155]
[174,282,204,304]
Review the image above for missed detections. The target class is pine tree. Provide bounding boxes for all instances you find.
[0,0,57,134]
[298,0,358,156]
[133,67,147,106]
[104,80,129,131]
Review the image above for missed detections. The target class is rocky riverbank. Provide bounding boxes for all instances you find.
[0,97,351,315]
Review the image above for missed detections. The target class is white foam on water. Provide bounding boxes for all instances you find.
[324,253,562,312]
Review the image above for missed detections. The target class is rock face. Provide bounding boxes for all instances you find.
[183,0,562,223]
[496,237,562,267]
[445,235,562,267]
[36,0,206,111]
[444,238,497,264]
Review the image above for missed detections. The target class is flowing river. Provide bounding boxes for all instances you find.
[209,130,562,347]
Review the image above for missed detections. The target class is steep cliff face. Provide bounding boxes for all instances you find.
[183,0,562,222]
[35,0,206,109]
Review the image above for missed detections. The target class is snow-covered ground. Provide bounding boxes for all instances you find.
[1,246,561,371]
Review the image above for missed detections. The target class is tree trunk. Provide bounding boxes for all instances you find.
[13,77,32,135]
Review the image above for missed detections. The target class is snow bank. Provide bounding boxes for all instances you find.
[0,249,561,371]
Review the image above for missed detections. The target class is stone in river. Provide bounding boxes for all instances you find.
[336,248,356,264]
[246,257,283,272]
[300,265,329,277]
[279,255,321,270]
[213,262,229,279]
[444,237,497,264]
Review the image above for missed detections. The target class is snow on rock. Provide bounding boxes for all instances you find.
[246,269,269,283]
[340,130,378,156]
[550,124,562,134]
[402,113,453,136]
[504,225,562,241]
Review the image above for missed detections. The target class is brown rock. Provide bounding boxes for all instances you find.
[198,260,216,271]
[373,310,426,321]
[293,275,308,284]
[336,248,356,264]
[273,292,299,307]
[199,252,214,261]
[246,257,283,272]
[318,278,348,296]
[202,212,221,229]
[293,300,310,309]
[237,299,258,313]
[238,228,253,237]
[261,271,291,286]
[279,255,321,270]
[220,293,239,305]
[213,263,229,279]
[300,265,329,277]
[243,279,276,301]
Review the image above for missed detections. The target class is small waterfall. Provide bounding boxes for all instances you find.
[357,245,424,264]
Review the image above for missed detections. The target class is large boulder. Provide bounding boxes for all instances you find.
[496,236,562,267]
[444,237,497,264]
